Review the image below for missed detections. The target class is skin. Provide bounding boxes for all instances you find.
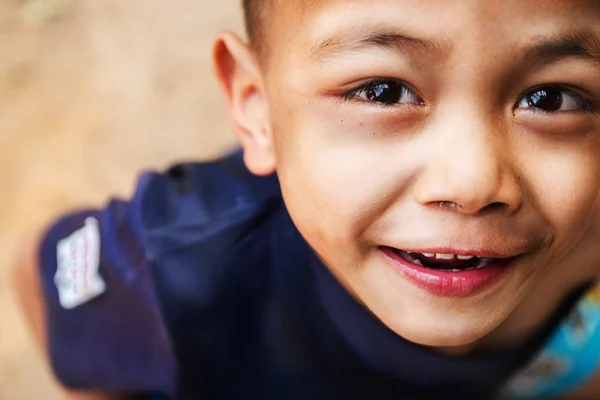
[12,0,600,398]
[223,0,600,352]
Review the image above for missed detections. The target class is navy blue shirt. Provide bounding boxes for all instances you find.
[38,150,581,399]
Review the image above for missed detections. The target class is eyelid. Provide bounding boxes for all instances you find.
[342,78,422,105]
[347,77,415,93]
[343,78,388,101]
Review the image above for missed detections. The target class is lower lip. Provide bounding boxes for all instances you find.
[380,247,512,297]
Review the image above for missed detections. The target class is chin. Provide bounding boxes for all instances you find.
[354,249,527,352]
[375,302,507,351]
[399,326,488,350]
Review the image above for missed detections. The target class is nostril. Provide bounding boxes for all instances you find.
[433,201,508,214]
[481,202,508,213]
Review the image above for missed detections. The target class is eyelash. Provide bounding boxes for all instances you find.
[341,79,595,114]
[342,79,424,107]
[515,84,594,114]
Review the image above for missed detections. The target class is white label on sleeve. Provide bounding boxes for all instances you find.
[54,217,106,309]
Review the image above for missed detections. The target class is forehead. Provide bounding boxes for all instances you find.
[275,0,600,27]
[267,0,600,62]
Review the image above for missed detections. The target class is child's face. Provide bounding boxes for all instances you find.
[221,0,600,350]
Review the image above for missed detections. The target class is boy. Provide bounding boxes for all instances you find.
[12,0,600,399]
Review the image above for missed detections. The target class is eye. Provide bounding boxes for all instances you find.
[346,79,424,106]
[516,87,590,113]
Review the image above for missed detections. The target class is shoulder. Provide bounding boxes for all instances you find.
[139,149,281,231]
[140,149,284,309]
[135,148,283,277]
[134,149,282,256]
[12,149,281,396]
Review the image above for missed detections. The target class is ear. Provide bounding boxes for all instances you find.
[213,32,275,176]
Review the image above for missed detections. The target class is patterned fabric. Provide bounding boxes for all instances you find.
[500,283,600,399]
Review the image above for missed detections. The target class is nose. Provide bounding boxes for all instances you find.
[413,114,522,216]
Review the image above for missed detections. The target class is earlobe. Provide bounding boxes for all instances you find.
[213,32,276,176]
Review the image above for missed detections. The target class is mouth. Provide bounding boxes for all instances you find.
[391,249,514,272]
[380,247,518,297]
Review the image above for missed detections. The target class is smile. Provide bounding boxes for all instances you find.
[393,249,513,272]
[380,247,517,297]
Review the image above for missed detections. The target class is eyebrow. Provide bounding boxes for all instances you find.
[309,27,445,61]
[310,26,600,66]
[524,31,600,66]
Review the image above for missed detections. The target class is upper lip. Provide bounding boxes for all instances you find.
[387,247,523,259]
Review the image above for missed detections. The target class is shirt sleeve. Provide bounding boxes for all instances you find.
[38,177,177,397]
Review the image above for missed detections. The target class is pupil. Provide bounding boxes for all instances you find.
[527,88,563,111]
[366,82,401,104]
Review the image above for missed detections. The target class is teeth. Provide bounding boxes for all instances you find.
[418,252,476,261]
[412,259,423,266]
[435,253,456,260]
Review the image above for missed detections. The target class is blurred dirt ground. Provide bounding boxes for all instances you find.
[0,1,240,398]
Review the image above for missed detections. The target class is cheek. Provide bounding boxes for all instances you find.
[520,143,600,246]
[271,100,414,253]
